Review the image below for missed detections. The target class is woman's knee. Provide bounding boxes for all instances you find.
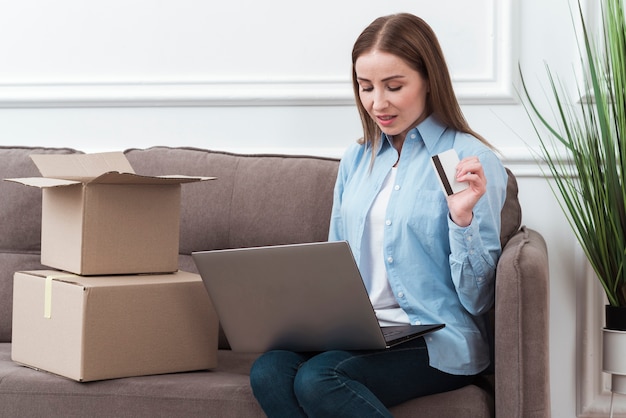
[293,351,350,406]
[250,352,273,392]
[293,363,327,410]
[250,350,306,393]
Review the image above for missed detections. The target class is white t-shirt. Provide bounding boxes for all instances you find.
[360,167,411,326]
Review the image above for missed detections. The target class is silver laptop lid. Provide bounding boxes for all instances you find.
[192,241,389,352]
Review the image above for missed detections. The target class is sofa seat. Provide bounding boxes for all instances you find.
[0,343,493,418]
[0,344,264,418]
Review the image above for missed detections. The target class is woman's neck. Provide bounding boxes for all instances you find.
[391,134,406,167]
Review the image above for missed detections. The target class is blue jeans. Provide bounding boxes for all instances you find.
[249,338,476,418]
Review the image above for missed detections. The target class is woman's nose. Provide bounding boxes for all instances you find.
[372,91,388,111]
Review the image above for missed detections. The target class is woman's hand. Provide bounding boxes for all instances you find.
[446,156,487,227]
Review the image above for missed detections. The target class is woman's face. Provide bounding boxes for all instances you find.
[355,50,430,143]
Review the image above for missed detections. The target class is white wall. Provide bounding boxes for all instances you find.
[0,0,621,416]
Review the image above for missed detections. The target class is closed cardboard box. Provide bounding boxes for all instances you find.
[11,270,219,382]
[5,152,214,275]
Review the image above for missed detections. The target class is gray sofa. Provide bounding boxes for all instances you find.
[0,145,551,417]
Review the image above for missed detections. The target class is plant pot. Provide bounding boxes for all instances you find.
[606,305,626,331]
[603,305,626,394]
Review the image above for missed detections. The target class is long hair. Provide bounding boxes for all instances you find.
[351,13,492,154]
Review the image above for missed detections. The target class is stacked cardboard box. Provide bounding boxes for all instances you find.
[7,152,220,381]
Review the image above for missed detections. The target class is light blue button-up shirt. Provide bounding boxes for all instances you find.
[328,115,508,375]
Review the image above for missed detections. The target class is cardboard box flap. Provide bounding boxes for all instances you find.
[30,152,135,181]
[20,270,82,284]
[4,177,80,188]
[5,173,215,188]
[5,150,216,188]
[17,270,208,289]
[88,172,216,185]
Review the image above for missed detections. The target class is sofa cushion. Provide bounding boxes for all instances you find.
[0,342,493,417]
[0,254,47,342]
[0,343,265,418]
[124,147,340,253]
[0,147,82,254]
[390,384,493,418]
[0,146,82,343]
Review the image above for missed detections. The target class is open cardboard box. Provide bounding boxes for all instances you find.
[6,152,215,275]
[11,270,219,382]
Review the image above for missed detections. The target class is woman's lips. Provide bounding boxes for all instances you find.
[376,115,396,127]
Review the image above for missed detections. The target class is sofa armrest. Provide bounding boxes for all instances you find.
[494,226,551,418]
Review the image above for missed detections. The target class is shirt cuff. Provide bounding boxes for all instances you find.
[448,215,479,256]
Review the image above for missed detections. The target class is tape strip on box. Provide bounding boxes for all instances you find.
[44,274,79,319]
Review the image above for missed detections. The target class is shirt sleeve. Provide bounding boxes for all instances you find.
[447,150,507,316]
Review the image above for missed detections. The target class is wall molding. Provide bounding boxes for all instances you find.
[0,81,354,108]
[450,0,517,104]
[0,78,517,109]
[0,0,517,109]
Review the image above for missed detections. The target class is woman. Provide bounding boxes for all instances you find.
[250,13,508,417]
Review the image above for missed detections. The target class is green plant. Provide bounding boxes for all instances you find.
[520,0,626,307]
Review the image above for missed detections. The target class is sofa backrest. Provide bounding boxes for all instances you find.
[124,147,341,252]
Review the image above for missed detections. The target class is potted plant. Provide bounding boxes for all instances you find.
[520,0,626,395]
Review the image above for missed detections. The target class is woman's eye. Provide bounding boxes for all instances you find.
[388,86,402,92]
[360,86,373,92]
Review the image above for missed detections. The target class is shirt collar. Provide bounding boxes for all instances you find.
[376,114,448,155]
[416,114,447,154]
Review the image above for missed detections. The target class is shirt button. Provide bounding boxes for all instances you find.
[410,133,417,139]
[397,292,404,298]
[387,256,394,263]
[385,219,392,226]
[414,320,421,325]
[394,185,400,191]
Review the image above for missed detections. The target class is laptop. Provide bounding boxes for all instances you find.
[192,241,444,353]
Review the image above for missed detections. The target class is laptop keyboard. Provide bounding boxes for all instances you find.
[382,328,403,337]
